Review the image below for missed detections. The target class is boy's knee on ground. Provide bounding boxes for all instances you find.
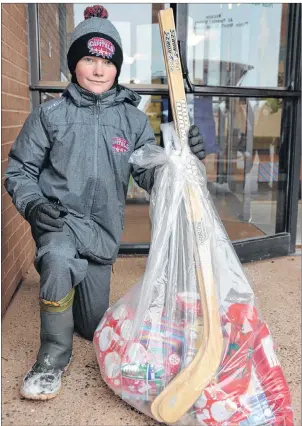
[73,317,96,341]
[73,302,106,342]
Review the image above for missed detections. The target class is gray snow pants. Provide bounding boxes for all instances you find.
[34,225,112,341]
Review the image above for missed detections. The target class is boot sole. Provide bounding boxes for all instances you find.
[20,387,61,401]
[20,356,72,401]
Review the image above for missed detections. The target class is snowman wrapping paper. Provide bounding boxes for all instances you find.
[93,123,294,425]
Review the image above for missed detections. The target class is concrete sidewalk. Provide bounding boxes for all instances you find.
[2,256,301,426]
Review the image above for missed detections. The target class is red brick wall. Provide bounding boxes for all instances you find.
[1,4,36,314]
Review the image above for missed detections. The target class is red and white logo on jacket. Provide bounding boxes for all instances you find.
[112,137,129,153]
[87,37,115,58]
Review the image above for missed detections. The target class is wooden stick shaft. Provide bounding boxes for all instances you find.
[158,9,190,148]
[151,9,224,424]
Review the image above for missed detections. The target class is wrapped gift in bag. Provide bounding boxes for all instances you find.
[93,120,294,425]
[93,8,294,426]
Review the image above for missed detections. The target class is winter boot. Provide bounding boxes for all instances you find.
[20,289,75,400]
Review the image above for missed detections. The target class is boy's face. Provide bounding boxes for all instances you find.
[75,56,117,94]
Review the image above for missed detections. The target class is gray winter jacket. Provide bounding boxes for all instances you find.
[4,83,156,264]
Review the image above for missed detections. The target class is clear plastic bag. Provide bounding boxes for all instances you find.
[93,123,294,425]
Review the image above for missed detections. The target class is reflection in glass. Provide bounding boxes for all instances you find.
[187,4,288,87]
[195,96,283,240]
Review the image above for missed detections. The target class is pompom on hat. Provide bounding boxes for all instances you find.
[67,5,123,79]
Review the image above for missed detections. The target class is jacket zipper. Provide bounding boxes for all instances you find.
[91,99,100,217]
[96,99,100,119]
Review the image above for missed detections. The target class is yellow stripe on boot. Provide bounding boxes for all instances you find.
[40,288,75,313]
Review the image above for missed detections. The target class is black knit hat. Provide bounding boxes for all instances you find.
[67,5,123,79]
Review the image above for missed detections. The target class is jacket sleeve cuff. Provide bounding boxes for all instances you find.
[21,197,47,220]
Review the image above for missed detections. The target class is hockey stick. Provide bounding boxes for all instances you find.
[150,8,224,424]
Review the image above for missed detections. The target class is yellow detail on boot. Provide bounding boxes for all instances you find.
[40,288,75,313]
[41,300,60,307]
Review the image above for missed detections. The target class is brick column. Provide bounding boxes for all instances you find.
[1,4,36,314]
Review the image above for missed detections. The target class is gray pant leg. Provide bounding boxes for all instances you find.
[73,261,112,341]
[35,226,88,302]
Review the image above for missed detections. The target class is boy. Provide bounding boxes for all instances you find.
[4,5,205,400]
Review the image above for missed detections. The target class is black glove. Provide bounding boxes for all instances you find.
[25,199,68,241]
[188,125,206,160]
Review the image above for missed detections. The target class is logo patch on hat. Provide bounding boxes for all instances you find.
[112,137,129,153]
[87,37,115,58]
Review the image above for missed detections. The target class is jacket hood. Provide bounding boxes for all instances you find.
[63,82,141,108]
